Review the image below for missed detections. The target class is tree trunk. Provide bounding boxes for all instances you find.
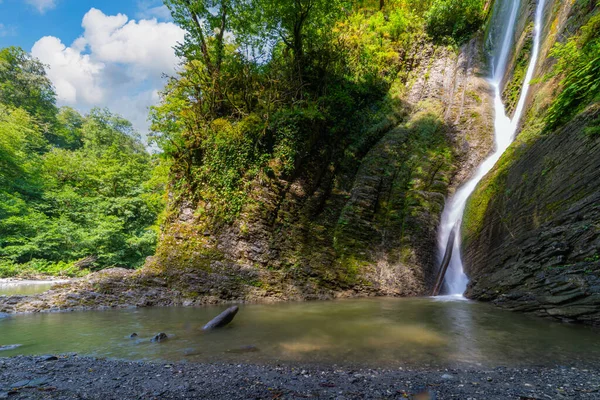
[431,228,456,296]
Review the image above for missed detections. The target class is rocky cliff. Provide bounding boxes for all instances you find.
[148,40,494,303]
[463,0,600,325]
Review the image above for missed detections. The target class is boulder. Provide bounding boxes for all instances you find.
[151,333,168,342]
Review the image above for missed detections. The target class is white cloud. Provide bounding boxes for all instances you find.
[82,8,182,77]
[32,36,105,105]
[26,0,57,14]
[31,8,185,141]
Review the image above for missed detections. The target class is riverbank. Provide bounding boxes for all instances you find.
[0,268,366,315]
[0,355,599,399]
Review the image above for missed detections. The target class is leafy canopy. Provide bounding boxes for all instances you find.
[0,46,166,277]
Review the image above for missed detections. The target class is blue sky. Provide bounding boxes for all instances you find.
[0,0,181,142]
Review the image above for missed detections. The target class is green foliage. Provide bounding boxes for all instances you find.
[151,1,462,225]
[0,47,165,277]
[0,47,58,139]
[425,0,486,44]
[0,105,45,193]
[503,27,533,116]
[0,259,89,278]
[546,13,600,131]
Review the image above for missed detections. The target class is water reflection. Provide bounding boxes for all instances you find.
[0,297,599,367]
[0,281,61,296]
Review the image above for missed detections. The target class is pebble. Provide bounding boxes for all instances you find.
[0,355,599,399]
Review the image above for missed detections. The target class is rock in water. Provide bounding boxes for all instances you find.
[202,306,239,330]
[0,345,21,351]
[151,333,168,342]
[225,345,259,354]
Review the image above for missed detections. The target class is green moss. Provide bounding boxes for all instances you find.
[151,222,224,273]
[502,25,533,116]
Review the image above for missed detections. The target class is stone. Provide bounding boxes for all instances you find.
[0,345,21,351]
[129,333,138,338]
[27,377,51,387]
[151,333,168,343]
[183,348,200,357]
[202,306,239,330]
[441,374,455,380]
[412,389,437,400]
[10,380,30,389]
[225,345,259,354]
[39,355,58,362]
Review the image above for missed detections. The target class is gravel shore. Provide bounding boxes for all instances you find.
[1,355,599,399]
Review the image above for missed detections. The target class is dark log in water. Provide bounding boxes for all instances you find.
[203,306,239,330]
[432,228,456,296]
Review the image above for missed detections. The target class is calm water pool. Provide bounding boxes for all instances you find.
[1,297,599,367]
[0,281,59,296]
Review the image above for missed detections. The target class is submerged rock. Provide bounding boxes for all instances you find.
[203,306,239,330]
[225,345,259,354]
[0,345,21,351]
[151,333,168,343]
[129,333,138,338]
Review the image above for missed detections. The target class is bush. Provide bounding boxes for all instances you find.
[545,13,600,131]
[0,259,88,278]
[425,0,486,44]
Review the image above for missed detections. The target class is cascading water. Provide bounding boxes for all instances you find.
[436,0,546,296]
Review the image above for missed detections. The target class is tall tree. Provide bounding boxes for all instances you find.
[0,47,57,134]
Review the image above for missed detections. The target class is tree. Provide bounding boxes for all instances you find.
[425,0,485,44]
[0,48,165,274]
[0,47,58,135]
[54,107,85,150]
[248,0,349,83]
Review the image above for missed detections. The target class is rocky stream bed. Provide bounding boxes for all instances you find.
[1,355,600,399]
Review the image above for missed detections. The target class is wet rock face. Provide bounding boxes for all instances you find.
[151,37,494,302]
[461,0,600,326]
[463,106,600,326]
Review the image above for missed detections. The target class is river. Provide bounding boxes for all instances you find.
[1,297,599,367]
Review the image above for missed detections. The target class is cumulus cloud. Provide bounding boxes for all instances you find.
[31,8,185,140]
[82,8,182,77]
[32,36,105,104]
[26,0,57,14]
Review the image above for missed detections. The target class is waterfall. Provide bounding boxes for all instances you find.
[435,0,546,296]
